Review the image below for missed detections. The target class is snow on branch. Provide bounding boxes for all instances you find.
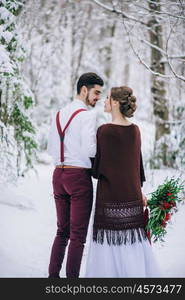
[165,16,185,82]
[93,0,185,82]
[122,19,174,79]
[135,3,185,21]
[123,19,185,82]
[92,0,148,26]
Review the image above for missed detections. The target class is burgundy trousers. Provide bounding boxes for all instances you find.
[48,167,93,278]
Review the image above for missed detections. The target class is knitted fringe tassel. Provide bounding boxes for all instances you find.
[93,227,148,245]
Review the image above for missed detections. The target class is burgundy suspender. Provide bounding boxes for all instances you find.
[56,109,87,163]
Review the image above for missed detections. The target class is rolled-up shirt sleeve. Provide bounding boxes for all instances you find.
[80,111,97,159]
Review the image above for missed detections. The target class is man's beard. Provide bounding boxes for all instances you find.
[85,92,95,107]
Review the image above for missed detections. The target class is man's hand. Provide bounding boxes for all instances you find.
[142,193,148,206]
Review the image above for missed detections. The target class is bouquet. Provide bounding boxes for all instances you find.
[145,177,184,243]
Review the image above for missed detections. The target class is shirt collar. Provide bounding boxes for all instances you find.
[73,98,88,109]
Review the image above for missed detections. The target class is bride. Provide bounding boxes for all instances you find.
[85,86,161,278]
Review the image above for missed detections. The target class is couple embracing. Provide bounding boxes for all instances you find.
[47,72,160,278]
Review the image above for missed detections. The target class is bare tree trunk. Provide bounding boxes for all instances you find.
[148,0,170,167]
[107,21,116,81]
[70,2,92,99]
[99,20,116,88]
[74,5,92,88]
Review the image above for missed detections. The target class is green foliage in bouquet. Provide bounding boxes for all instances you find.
[146,177,184,242]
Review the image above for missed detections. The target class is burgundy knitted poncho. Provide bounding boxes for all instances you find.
[92,123,147,245]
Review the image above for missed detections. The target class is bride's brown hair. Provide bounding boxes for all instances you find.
[111,86,137,118]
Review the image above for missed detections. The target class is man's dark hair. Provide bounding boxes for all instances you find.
[77,72,104,94]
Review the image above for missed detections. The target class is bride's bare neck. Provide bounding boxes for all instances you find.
[111,111,131,125]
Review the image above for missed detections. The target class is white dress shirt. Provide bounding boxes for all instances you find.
[47,99,97,168]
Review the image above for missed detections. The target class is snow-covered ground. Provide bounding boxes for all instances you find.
[0,160,185,278]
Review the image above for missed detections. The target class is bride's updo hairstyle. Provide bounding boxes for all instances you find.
[111,86,137,118]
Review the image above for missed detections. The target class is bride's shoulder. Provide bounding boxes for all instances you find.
[97,123,110,130]
[96,123,111,135]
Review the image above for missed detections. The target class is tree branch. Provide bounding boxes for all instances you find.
[165,16,185,82]
[122,19,174,79]
[92,0,148,26]
[161,55,185,63]
[135,3,185,21]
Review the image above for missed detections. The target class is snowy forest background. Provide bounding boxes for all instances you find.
[0,0,185,277]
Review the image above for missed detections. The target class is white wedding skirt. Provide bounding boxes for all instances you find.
[84,228,161,278]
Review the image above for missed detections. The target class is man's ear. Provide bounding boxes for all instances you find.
[81,85,87,96]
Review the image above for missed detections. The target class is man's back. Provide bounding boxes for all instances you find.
[47,99,97,168]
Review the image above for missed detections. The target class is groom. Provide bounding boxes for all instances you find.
[47,72,104,278]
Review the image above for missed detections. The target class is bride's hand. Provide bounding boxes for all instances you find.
[142,193,148,207]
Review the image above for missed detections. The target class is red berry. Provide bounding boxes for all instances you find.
[163,202,171,209]
[165,213,171,221]
[161,220,167,227]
